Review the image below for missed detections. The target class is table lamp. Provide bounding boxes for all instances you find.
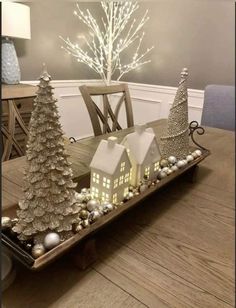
[2,1,31,84]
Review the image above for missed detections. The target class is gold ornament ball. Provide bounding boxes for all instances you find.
[73,224,83,233]
[2,217,12,230]
[80,210,89,219]
[160,159,169,168]
[32,244,46,259]
[82,219,90,228]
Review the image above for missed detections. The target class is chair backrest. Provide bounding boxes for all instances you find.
[201,85,235,131]
[1,100,29,161]
[79,83,134,136]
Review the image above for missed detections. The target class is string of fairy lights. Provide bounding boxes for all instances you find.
[60,1,154,85]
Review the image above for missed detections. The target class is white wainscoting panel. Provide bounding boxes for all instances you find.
[22,80,204,140]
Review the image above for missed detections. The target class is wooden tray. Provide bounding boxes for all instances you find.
[2,148,210,270]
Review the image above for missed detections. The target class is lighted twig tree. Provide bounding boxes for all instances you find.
[60,1,154,85]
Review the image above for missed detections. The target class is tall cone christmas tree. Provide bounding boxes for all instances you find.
[160,68,190,159]
[13,65,80,242]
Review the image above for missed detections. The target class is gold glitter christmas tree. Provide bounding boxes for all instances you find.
[160,68,190,159]
[13,65,80,242]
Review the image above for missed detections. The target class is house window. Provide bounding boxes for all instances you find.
[144,166,150,179]
[92,172,100,184]
[91,187,99,198]
[103,177,110,189]
[120,162,125,172]
[114,178,118,189]
[119,175,124,185]
[102,192,109,202]
[112,193,117,204]
[124,172,130,183]
[127,149,130,156]
[154,162,159,172]
[123,187,129,197]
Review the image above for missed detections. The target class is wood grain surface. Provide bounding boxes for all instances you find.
[2,119,235,308]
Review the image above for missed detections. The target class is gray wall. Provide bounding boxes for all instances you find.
[15,0,235,89]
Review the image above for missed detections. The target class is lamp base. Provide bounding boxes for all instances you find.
[2,37,21,85]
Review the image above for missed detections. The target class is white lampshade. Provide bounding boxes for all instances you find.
[2,1,31,39]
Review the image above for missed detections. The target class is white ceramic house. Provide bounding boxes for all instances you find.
[121,124,161,186]
[90,136,132,204]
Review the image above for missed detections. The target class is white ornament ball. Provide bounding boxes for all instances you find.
[166,169,173,175]
[176,160,185,168]
[2,217,12,230]
[192,152,198,159]
[186,154,194,163]
[171,165,178,172]
[44,233,61,250]
[195,149,202,157]
[182,159,187,166]
[168,156,177,164]
[162,167,169,173]
[32,244,46,259]
[87,199,99,212]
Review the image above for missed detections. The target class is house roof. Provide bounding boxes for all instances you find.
[122,125,160,165]
[90,137,131,175]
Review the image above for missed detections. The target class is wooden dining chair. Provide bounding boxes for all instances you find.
[79,83,134,136]
[1,100,30,161]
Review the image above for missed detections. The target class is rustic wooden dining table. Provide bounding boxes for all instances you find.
[2,119,235,308]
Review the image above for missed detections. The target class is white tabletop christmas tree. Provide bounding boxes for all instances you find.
[13,65,80,243]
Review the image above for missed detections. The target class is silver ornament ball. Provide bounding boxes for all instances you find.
[44,232,60,250]
[171,165,178,172]
[139,184,148,193]
[166,169,173,175]
[157,170,167,180]
[162,167,169,173]
[32,244,46,259]
[103,203,114,214]
[176,160,185,168]
[186,154,194,162]
[195,149,202,157]
[89,210,101,223]
[87,199,100,212]
[168,156,177,164]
